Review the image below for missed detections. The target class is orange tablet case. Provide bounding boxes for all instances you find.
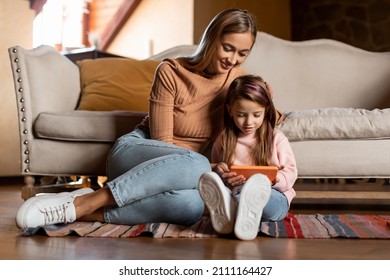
[230,165,278,182]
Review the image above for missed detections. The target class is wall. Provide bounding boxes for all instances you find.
[89,0,125,40]
[0,0,35,176]
[107,0,291,59]
[193,0,291,43]
[108,0,194,59]
[291,0,390,52]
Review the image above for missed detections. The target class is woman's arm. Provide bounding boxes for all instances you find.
[148,62,176,143]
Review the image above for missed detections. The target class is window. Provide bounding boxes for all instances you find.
[33,0,89,51]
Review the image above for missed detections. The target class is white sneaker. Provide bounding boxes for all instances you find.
[16,188,94,229]
[199,172,236,234]
[234,174,271,241]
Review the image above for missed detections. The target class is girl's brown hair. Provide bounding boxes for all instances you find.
[178,9,257,73]
[220,75,277,166]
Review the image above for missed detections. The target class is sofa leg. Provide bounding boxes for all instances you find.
[21,175,36,200]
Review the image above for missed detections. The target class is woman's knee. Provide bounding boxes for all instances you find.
[188,151,212,175]
[171,190,204,226]
[106,131,151,179]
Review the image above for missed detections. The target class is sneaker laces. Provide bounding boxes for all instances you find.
[42,202,71,224]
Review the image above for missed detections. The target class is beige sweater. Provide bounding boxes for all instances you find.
[140,58,245,154]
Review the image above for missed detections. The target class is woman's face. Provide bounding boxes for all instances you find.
[208,32,253,74]
[227,98,265,135]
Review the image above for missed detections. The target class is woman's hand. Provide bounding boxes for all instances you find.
[212,162,246,189]
[264,81,284,124]
[264,81,273,99]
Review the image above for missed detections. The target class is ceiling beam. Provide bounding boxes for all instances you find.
[99,0,142,51]
[29,0,47,14]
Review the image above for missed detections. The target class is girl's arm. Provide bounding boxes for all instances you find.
[271,131,298,192]
[211,137,246,188]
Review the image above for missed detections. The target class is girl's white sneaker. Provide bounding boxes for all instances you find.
[234,174,271,240]
[199,172,237,234]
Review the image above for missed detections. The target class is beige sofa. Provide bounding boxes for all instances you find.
[9,32,390,200]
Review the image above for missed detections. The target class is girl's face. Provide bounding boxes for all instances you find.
[208,32,253,74]
[227,98,265,135]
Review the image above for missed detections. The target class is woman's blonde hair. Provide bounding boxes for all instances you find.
[178,9,257,73]
[220,75,277,166]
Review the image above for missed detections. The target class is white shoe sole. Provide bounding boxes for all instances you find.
[199,172,235,234]
[36,187,94,197]
[234,174,271,240]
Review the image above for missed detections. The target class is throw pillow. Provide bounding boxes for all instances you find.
[76,57,161,111]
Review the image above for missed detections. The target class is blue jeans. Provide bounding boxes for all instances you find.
[104,129,210,226]
[235,187,289,221]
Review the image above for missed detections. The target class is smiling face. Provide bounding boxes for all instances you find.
[207,32,253,74]
[227,98,266,135]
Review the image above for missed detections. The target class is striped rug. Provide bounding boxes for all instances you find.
[260,213,390,239]
[20,214,390,239]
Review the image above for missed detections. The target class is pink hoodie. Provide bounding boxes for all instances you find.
[212,129,298,205]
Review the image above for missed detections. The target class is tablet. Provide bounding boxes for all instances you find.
[230,165,278,182]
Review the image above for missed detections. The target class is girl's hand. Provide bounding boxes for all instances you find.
[212,162,246,189]
[212,162,230,176]
[226,174,246,188]
[272,165,285,185]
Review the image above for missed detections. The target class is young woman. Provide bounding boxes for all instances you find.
[16,9,259,229]
[199,75,298,240]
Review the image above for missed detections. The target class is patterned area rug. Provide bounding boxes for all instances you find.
[20,214,390,239]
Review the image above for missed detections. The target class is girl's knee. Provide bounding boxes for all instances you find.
[261,190,290,221]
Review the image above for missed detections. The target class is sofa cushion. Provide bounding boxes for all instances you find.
[278,108,390,141]
[76,58,160,112]
[35,111,148,142]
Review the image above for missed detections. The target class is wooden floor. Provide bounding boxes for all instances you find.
[0,177,389,260]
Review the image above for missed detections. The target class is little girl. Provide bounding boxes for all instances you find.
[199,75,298,240]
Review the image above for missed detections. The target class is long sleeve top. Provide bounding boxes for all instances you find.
[138,58,245,154]
[212,129,298,205]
